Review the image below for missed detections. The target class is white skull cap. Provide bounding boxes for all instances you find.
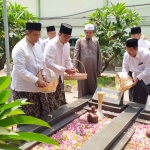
[84,24,94,30]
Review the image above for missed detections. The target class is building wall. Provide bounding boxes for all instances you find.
[8,0,103,38]
[40,0,103,38]
[9,0,38,15]
[9,0,150,39]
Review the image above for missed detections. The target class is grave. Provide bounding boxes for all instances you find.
[18,92,150,150]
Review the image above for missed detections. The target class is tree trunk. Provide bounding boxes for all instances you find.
[102,55,116,72]
[0,54,6,70]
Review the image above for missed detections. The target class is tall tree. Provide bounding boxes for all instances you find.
[86,3,142,71]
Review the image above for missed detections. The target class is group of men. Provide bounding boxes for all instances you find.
[11,22,102,118]
[11,20,150,119]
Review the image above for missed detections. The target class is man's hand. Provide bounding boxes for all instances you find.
[133,77,139,86]
[65,68,76,74]
[36,79,48,88]
[97,72,101,77]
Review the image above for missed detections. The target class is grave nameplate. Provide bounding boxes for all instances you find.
[92,87,123,105]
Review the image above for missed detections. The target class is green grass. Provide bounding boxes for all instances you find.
[64,76,116,90]
[64,80,77,86]
[97,76,116,90]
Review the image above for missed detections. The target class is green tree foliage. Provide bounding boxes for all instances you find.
[0,0,38,70]
[0,76,59,150]
[87,3,142,71]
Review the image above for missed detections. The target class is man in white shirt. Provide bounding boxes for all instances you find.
[128,27,150,101]
[44,23,76,111]
[40,26,67,110]
[11,22,50,118]
[37,38,45,51]
[43,26,56,47]
[131,27,150,50]
[37,26,56,52]
[122,38,150,104]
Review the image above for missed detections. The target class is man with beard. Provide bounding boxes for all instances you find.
[74,24,102,98]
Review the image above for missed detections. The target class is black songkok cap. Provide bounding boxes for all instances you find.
[59,23,72,35]
[126,38,138,47]
[26,22,41,31]
[131,27,141,34]
[46,26,55,32]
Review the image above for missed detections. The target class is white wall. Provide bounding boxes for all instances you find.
[9,0,38,15]
[108,0,149,5]
[9,0,150,39]
[39,0,103,38]
[40,0,102,17]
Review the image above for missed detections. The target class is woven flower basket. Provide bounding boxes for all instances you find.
[63,59,87,80]
[115,72,134,92]
[35,68,58,93]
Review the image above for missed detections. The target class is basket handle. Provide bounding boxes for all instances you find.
[35,68,55,87]
[36,68,50,76]
[72,59,86,74]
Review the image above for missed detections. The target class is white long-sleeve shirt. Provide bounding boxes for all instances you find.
[43,36,73,79]
[43,37,50,47]
[37,38,45,52]
[122,47,150,85]
[138,39,150,50]
[11,37,45,92]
